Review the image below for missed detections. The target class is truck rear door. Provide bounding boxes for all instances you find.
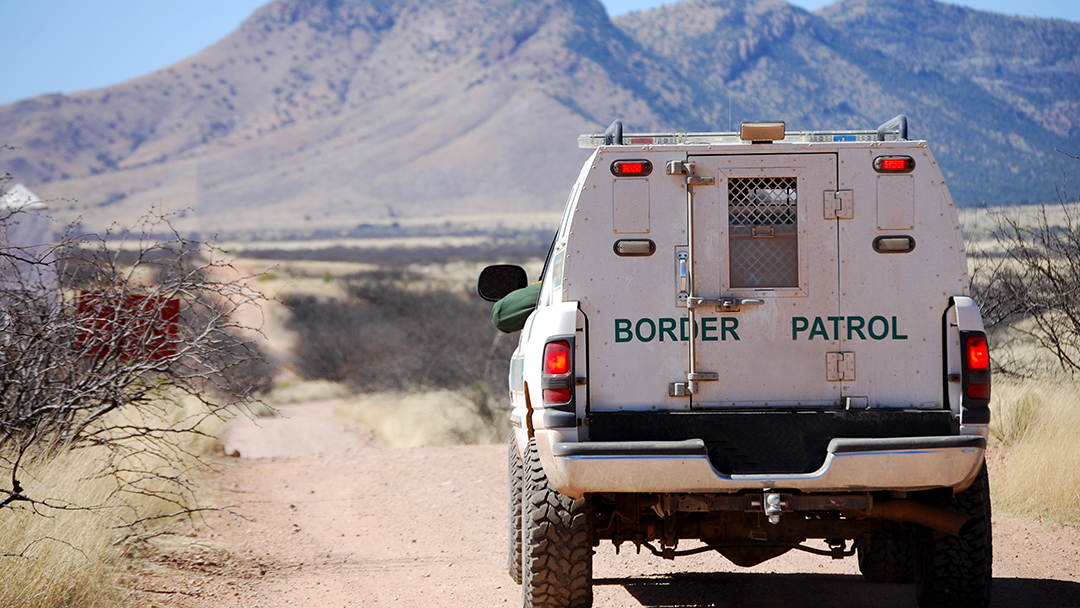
[686,153,842,408]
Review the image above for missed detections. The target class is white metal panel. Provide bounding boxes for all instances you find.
[612,178,650,233]
[690,153,841,407]
[565,149,691,411]
[836,144,969,409]
[877,174,915,230]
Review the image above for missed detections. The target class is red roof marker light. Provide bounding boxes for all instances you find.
[611,159,653,177]
[874,156,916,173]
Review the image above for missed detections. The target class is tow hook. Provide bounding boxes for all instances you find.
[827,539,848,559]
[762,492,784,524]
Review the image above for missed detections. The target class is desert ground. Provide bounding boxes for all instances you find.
[127,399,1080,608]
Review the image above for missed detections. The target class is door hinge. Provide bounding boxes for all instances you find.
[826,352,856,382]
[824,190,854,220]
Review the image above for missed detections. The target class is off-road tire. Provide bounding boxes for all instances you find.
[913,463,992,608]
[522,439,593,608]
[856,532,915,583]
[508,432,524,584]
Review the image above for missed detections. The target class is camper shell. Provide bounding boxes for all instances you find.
[483,116,992,608]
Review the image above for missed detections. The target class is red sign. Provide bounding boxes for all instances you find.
[77,293,180,360]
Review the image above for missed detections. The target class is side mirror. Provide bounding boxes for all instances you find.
[476,264,529,302]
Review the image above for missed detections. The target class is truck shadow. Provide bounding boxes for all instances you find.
[596,573,1080,607]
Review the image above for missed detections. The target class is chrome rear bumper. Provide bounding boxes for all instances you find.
[539,433,985,498]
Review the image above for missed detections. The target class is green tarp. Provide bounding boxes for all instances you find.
[491,283,541,333]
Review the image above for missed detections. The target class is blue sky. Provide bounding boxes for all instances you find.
[1,0,1077,106]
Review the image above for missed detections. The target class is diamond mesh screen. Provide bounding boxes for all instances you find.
[729,177,799,288]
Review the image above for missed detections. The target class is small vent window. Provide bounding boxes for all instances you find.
[728,177,799,288]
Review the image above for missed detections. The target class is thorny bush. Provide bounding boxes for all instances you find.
[971,149,1080,377]
[0,207,272,534]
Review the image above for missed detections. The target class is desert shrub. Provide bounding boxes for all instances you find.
[0,205,272,531]
[285,271,515,393]
[284,270,517,440]
[971,150,1080,525]
[0,196,273,606]
[970,151,1080,377]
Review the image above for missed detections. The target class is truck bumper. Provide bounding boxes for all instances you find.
[541,433,986,498]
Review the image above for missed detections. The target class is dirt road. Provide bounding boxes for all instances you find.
[132,401,1080,608]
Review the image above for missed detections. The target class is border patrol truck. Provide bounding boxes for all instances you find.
[477,116,992,608]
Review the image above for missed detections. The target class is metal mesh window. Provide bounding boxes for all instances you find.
[728,177,798,288]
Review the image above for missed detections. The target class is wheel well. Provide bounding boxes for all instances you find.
[523,380,535,437]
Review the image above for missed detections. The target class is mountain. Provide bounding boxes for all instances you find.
[617,0,1080,204]
[1,0,1078,237]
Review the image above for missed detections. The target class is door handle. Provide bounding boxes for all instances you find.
[677,251,689,300]
[687,296,765,312]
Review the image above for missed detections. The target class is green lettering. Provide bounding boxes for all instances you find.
[869,316,889,340]
[701,317,718,341]
[721,317,740,341]
[615,319,633,343]
[809,317,829,340]
[828,316,843,341]
[679,317,698,341]
[659,318,678,342]
[847,316,866,340]
[891,316,908,340]
[636,318,656,343]
[792,316,809,340]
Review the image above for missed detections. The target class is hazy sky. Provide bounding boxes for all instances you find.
[1,0,1077,106]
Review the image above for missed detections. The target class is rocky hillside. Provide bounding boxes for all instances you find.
[1,0,1077,236]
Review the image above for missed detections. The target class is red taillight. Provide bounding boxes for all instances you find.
[611,159,653,177]
[874,156,915,173]
[543,388,572,403]
[962,332,991,403]
[966,336,990,371]
[544,341,571,375]
[542,341,572,405]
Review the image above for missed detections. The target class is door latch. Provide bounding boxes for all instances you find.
[687,296,765,312]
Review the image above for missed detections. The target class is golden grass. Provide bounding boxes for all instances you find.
[0,446,128,607]
[0,397,237,607]
[334,389,508,447]
[990,381,1080,526]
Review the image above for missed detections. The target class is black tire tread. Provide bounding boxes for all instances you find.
[914,463,993,608]
[522,439,592,608]
[857,533,915,583]
[508,432,524,584]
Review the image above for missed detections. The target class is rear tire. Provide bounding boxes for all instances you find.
[522,439,593,608]
[856,532,915,583]
[913,463,992,608]
[508,432,524,584]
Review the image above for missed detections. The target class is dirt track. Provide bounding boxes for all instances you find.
[132,401,1080,608]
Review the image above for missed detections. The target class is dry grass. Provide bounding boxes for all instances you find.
[0,398,237,608]
[334,389,508,447]
[0,446,130,607]
[990,381,1080,526]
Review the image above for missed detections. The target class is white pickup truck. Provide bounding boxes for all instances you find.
[478,116,992,608]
